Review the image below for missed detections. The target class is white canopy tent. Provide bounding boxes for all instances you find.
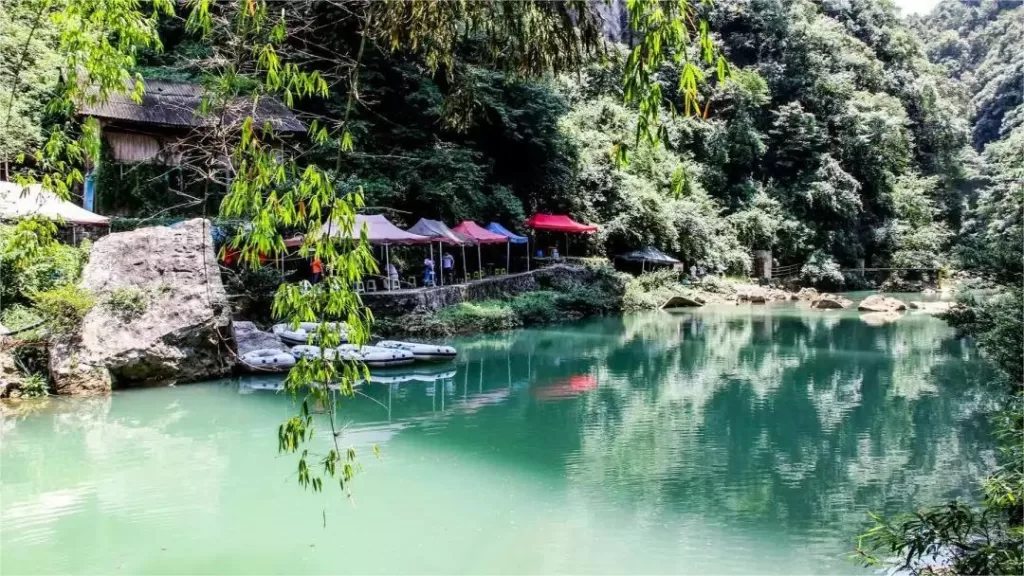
[0,181,110,226]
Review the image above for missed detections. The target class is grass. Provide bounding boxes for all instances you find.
[104,287,149,322]
[30,285,95,335]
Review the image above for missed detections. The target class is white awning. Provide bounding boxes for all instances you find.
[0,181,110,226]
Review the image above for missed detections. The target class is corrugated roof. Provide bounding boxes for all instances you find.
[78,80,304,132]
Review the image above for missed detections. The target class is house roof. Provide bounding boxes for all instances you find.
[78,80,304,132]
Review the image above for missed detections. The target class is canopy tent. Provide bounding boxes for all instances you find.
[406,218,470,285]
[319,214,431,245]
[0,181,110,226]
[523,213,597,233]
[523,213,597,257]
[317,215,430,290]
[617,246,680,272]
[451,221,508,277]
[486,222,529,271]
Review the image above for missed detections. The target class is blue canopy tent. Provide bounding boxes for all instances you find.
[486,222,529,271]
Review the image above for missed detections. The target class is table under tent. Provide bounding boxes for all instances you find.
[523,213,597,258]
[486,222,529,271]
[615,246,681,274]
[451,221,508,279]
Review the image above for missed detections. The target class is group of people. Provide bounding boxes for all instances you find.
[309,251,458,288]
[420,252,456,286]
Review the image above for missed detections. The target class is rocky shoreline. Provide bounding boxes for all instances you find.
[0,220,959,399]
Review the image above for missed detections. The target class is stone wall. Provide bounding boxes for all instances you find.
[362,264,597,317]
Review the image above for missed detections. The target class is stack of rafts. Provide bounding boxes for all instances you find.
[239,321,458,372]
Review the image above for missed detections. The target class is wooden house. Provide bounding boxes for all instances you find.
[77,80,304,165]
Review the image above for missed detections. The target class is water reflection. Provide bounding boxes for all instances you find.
[0,303,1000,574]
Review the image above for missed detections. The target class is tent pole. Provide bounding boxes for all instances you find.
[477,244,482,278]
[527,236,530,271]
[506,242,510,273]
[429,243,434,287]
[385,244,391,291]
[461,244,467,282]
[438,241,443,286]
[565,232,568,257]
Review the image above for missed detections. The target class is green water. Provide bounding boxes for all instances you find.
[1,301,999,574]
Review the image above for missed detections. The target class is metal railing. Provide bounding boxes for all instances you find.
[771,263,802,279]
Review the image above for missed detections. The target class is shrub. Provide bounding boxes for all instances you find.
[31,285,95,335]
[509,291,562,324]
[799,251,845,289]
[223,266,283,322]
[1,224,90,308]
[1,305,45,339]
[18,373,49,398]
[623,270,686,311]
[436,301,521,333]
[104,287,148,322]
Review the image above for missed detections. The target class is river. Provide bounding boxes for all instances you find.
[0,299,999,574]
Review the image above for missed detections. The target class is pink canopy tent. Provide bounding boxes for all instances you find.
[451,221,508,277]
[523,213,598,257]
[317,215,431,290]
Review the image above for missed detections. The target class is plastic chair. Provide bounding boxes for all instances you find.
[366,279,377,292]
[354,281,365,293]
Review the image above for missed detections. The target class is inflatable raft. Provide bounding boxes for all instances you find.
[272,322,348,346]
[337,344,415,368]
[376,340,457,361]
[291,344,414,368]
[240,349,296,372]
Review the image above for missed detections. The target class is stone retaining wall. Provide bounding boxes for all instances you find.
[361,265,585,317]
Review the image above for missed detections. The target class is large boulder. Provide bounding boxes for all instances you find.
[795,287,819,301]
[909,301,953,314]
[232,321,290,355]
[858,294,908,313]
[810,293,853,309]
[49,219,233,394]
[661,294,705,309]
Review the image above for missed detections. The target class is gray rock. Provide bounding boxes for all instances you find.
[796,287,819,301]
[232,321,289,355]
[858,294,908,313]
[661,294,705,309]
[909,301,953,314]
[49,219,233,395]
[810,294,853,309]
[737,287,769,304]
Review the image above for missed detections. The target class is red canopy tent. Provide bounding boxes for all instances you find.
[451,221,508,277]
[523,213,598,258]
[523,214,598,233]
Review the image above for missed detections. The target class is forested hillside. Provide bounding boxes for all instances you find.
[2,0,1020,281]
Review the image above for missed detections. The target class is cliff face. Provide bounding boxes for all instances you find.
[593,0,633,44]
[50,219,233,395]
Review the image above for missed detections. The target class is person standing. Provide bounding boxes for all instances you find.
[311,257,323,284]
[442,252,455,284]
[423,256,435,286]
